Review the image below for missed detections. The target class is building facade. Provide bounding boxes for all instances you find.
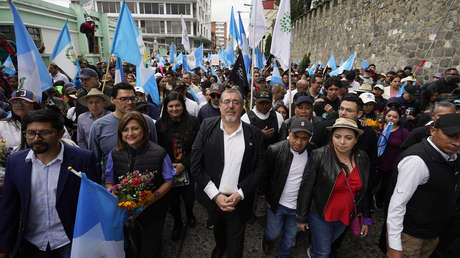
[93,0,212,55]
[0,0,116,64]
[211,21,226,51]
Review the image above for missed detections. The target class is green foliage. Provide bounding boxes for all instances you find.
[275,0,311,21]
[264,34,272,58]
[298,53,311,73]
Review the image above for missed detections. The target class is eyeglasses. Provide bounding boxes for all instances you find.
[117,96,138,102]
[11,100,32,105]
[25,129,56,139]
[221,99,241,105]
[210,94,220,99]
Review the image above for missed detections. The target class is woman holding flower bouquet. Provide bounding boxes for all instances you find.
[156,92,200,240]
[105,111,176,258]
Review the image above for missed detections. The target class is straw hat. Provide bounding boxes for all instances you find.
[78,88,110,107]
[327,118,364,135]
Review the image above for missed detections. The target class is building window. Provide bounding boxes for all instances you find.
[96,1,121,13]
[26,27,42,47]
[126,2,137,13]
[166,21,191,34]
[140,20,165,34]
[165,3,190,15]
[139,3,164,14]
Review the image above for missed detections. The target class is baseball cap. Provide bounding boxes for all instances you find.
[434,113,460,136]
[255,89,272,103]
[374,84,384,91]
[359,92,376,104]
[290,118,313,135]
[134,86,145,94]
[401,76,416,83]
[433,72,443,79]
[9,89,37,103]
[404,84,419,96]
[77,68,99,80]
[295,95,314,106]
[265,76,272,82]
[209,83,223,95]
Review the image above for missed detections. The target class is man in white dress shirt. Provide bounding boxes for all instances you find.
[387,113,460,258]
[192,88,264,258]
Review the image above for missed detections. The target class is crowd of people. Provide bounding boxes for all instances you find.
[0,50,459,258]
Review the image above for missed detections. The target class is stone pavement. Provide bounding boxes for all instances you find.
[162,201,386,258]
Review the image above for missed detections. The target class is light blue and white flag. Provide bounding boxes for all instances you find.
[238,11,251,82]
[377,122,393,157]
[2,55,16,76]
[111,0,160,105]
[229,7,240,47]
[327,53,336,69]
[181,15,191,53]
[361,59,369,69]
[170,43,176,64]
[339,58,344,67]
[271,60,284,87]
[51,20,79,80]
[255,46,264,70]
[194,45,203,68]
[211,66,221,83]
[114,56,124,84]
[329,53,356,76]
[9,0,52,98]
[270,0,291,70]
[307,62,318,75]
[224,39,235,66]
[70,173,128,258]
[248,0,267,48]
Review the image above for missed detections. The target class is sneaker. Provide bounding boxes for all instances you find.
[307,247,311,258]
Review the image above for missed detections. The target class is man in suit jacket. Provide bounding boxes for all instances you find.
[0,109,100,258]
[192,88,265,258]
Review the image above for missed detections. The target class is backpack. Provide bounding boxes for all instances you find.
[79,23,86,33]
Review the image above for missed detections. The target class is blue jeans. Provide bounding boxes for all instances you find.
[264,204,299,258]
[309,213,346,258]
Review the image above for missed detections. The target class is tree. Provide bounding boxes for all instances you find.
[264,34,272,58]
[274,0,311,21]
[298,53,311,73]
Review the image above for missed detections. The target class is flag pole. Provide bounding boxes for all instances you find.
[249,5,256,111]
[288,56,292,118]
[102,55,111,93]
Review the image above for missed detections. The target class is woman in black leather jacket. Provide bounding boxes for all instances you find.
[296,118,372,258]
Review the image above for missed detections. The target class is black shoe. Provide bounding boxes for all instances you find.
[211,247,224,258]
[171,221,183,241]
[262,237,274,255]
[187,216,196,228]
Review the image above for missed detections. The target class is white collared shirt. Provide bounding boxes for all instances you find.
[185,97,200,117]
[24,142,70,251]
[241,107,284,131]
[387,137,457,251]
[279,148,308,209]
[204,120,245,199]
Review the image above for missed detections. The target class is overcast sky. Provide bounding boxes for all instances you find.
[211,0,251,31]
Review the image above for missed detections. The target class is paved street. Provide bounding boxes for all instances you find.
[163,201,386,258]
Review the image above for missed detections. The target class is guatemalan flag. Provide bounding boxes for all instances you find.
[70,173,128,258]
[9,0,52,99]
[270,60,284,87]
[114,56,124,84]
[111,0,160,105]
[51,20,79,80]
[2,55,16,76]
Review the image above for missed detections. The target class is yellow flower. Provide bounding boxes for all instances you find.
[118,201,138,211]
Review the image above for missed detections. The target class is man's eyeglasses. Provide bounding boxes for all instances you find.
[221,99,241,105]
[117,96,138,102]
[25,129,56,139]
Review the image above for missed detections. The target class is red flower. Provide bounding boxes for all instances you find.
[122,178,129,184]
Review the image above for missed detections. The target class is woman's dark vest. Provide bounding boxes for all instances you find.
[399,139,460,239]
[248,109,279,148]
[111,141,167,190]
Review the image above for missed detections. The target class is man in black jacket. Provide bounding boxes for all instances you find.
[191,88,265,258]
[262,118,312,257]
[387,113,460,258]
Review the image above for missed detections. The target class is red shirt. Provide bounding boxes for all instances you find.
[323,165,362,225]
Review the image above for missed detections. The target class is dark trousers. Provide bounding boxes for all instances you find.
[18,240,71,258]
[85,33,95,53]
[211,207,247,258]
[170,183,195,224]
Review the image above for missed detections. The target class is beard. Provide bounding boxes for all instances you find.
[222,114,238,123]
[30,142,49,154]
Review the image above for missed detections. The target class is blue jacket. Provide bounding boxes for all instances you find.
[0,144,101,256]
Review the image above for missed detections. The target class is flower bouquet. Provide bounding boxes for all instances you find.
[110,170,158,214]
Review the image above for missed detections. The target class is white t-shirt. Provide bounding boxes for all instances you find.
[278,149,308,209]
[185,97,199,117]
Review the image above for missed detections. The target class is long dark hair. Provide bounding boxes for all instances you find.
[160,92,188,121]
[327,127,360,175]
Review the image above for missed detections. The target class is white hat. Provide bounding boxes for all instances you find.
[359,92,376,104]
[374,84,384,91]
[265,76,272,82]
[154,73,162,79]
[134,86,145,94]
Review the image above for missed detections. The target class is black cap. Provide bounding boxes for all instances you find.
[290,118,313,135]
[434,113,460,136]
[255,89,272,103]
[256,77,266,83]
[295,95,314,106]
[404,84,418,96]
[77,68,99,80]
